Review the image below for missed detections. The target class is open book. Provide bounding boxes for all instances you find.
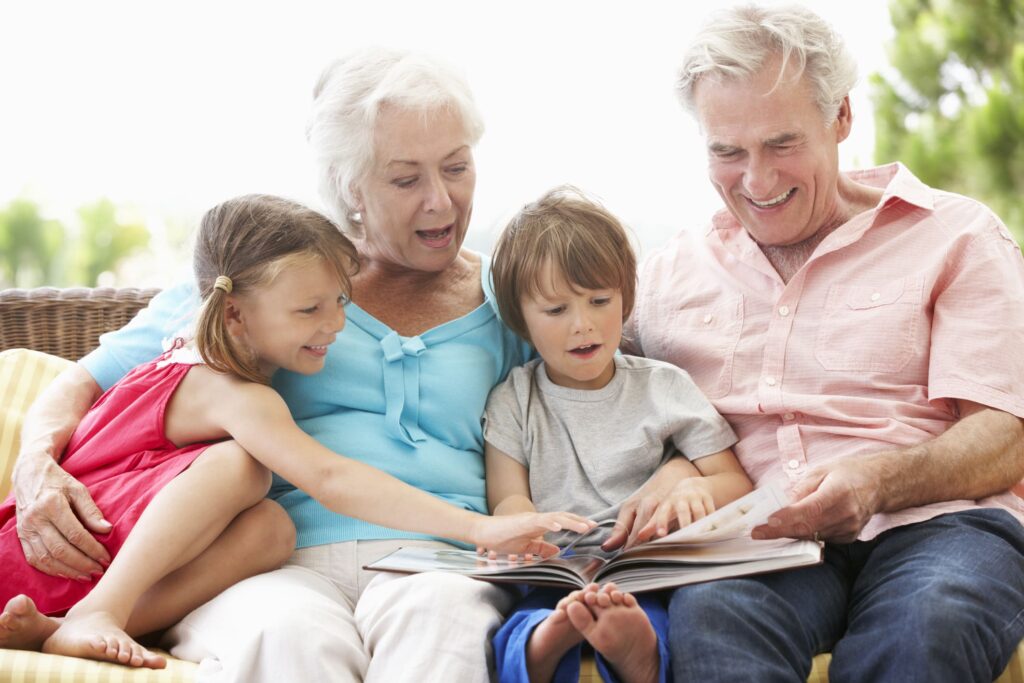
[365,485,823,593]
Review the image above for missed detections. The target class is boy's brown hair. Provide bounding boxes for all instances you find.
[490,185,637,342]
[193,194,359,384]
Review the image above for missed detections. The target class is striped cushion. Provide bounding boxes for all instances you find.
[0,349,75,500]
[0,649,197,682]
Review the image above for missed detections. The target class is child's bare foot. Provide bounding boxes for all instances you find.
[525,587,592,682]
[0,595,60,650]
[565,583,660,683]
[42,610,166,669]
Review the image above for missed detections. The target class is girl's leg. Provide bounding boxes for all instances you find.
[42,440,277,667]
[0,498,294,652]
[125,497,295,636]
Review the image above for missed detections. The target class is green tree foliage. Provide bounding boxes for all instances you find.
[73,199,149,286]
[871,0,1024,243]
[0,199,65,287]
[0,197,149,288]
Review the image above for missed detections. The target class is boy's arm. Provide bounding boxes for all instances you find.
[689,448,755,508]
[484,441,536,516]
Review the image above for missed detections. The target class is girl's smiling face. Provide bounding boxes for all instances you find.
[228,257,347,377]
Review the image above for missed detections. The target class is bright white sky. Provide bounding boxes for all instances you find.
[0,0,893,286]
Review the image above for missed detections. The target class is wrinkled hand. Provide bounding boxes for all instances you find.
[752,458,882,544]
[473,511,595,560]
[13,455,111,579]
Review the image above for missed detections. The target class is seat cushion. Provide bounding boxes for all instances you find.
[0,648,198,682]
[0,349,75,500]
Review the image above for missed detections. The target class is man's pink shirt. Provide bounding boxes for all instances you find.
[627,163,1024,540]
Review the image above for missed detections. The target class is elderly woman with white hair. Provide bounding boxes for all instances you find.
[8,47,668,681]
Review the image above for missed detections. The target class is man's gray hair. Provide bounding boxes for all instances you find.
[307,47,485,236]
[676,3,858,123]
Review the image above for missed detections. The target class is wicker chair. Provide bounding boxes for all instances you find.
[0,287,160,360]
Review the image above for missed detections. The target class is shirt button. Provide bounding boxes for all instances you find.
[765,376,777,386]
[870,292,881,302]
[788,459,801,469]
[778,305,790,317]
[703,314,713,324]
[783,412,795,421]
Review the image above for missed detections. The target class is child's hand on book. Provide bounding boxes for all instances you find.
[631,477,716,546]
[473,511,595,560]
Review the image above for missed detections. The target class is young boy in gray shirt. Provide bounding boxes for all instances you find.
[484,186,752,683]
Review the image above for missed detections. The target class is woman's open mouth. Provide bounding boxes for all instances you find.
[416,224,454,248]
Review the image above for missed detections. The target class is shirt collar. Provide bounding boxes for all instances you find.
[707,161,935,240]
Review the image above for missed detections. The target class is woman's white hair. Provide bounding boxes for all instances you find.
[307,47,485,236]
[676,3,858,123]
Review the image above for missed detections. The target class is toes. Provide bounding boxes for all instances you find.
[565,601,596,634]
[142,649,167,669]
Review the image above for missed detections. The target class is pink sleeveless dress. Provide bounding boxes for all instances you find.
[0,348,217,615]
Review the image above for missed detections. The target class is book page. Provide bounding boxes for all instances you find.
[644,483,790,545]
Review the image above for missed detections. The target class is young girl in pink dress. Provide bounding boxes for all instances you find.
[0,194,590,668]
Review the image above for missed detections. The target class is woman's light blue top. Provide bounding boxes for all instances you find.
[81,258,532,549]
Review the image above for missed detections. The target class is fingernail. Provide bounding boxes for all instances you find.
[751,530,765,540]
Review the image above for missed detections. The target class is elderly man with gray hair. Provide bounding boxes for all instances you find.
[624,4,1024,681]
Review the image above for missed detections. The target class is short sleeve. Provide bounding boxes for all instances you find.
[928,220,1024,417]
[665,368,738,459]
[80,281,200,391]
[482,373,529,467]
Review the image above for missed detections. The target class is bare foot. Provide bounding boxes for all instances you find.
[0,595,60,650]
[566,583,660,683]
[42,609,166,669]
[525,587,591,682]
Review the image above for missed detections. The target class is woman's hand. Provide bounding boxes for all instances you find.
[13,454,112,579]
[473,511,595,560]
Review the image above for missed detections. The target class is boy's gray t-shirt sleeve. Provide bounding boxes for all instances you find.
[482,368,530,467]
[664,368,738,459]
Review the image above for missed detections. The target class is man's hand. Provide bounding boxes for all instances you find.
[13,455,112,579]
[752,457,883,544]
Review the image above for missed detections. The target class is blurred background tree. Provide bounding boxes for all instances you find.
[73,199,150,286]
[0,199,66,287]
[872,0,1024,243]
[0,197,149,288]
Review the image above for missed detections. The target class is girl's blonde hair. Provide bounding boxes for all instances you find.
[193,194,359,384]
[490,185,637,342]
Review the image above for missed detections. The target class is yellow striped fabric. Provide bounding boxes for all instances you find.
[0,349,74,501]
[0,649,197,683]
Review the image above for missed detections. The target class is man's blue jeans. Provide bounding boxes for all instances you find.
[668,509,1024,682]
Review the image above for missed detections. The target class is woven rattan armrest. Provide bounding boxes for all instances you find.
[0,287,160,361]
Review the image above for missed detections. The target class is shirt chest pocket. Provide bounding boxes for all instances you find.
[656,295,744,399]
[814,276,924,373]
